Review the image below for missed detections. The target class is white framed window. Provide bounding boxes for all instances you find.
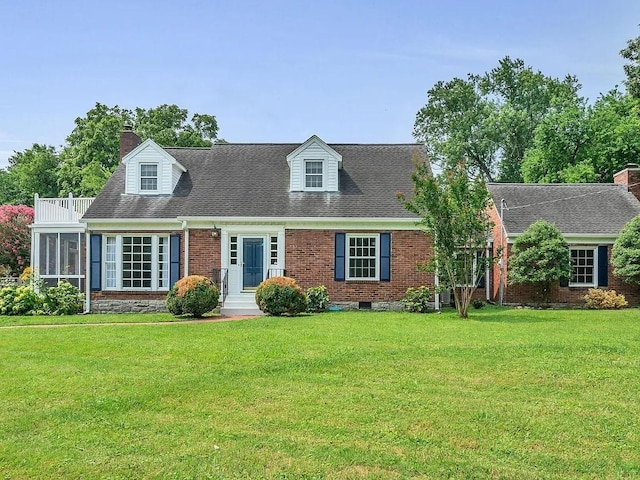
[105,236,117,288]
[140,163,158,191]
[570,247,596,286]
[347,234,379,280]
[305,160,323,189]
[103,235,169,290]
[230,236,238,265]
[270,236,278,265]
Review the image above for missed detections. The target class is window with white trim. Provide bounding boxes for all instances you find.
[105,237,117,288]
[104,235,169,290]
[571,248,596,286]
[270,236,278,265]
[140,163,158,191]
[305,160,323,189]
[347,234,379,280]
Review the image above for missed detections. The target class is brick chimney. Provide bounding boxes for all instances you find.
[119,125,141,161]
[614,163,640,201]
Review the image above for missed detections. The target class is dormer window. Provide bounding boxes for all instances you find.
[287,135,342,192]
[305,160,323,189]
[140,164,158,191]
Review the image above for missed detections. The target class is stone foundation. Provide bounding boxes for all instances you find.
[90,299,168,314]
[329,301,406,311]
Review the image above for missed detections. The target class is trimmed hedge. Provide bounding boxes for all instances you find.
[166,275,219,317]
[255,276,307,316]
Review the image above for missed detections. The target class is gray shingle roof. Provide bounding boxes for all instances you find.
[488,183,640,236]
[83,143,425,220]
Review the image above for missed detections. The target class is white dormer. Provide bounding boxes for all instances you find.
[286,135,342,192]
[122,139,187,195]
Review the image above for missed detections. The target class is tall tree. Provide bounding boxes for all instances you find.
[414,56,581,182]
[522,89,640,183]
[401,161,495,318]
[1,144,60,206]
[621,29,640,99]
[57,103,220,197]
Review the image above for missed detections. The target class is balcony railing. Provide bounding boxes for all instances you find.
[34,193,95,224]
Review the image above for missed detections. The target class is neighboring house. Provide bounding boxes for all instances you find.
[31,129,434,315]
[486,165,640,306]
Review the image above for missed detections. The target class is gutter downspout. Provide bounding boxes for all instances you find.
[84,230,91,313]
[499,199,508,306]
[182,221,189,277]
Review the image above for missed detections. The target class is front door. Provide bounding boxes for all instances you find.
[243,238,264,289]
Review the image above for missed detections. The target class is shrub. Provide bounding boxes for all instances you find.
[401,286,432,313]
[508,220,572,303]
[43,281,83,315]
[255,276,307,316]
[306,285,329,312]
[166,275,219,317]
[0,284,43,315]
[583,288,628,310]
[472,299,485,309]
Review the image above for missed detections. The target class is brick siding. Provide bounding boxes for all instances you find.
[285,229,434,303]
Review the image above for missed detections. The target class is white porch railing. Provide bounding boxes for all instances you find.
[34,193,95,224]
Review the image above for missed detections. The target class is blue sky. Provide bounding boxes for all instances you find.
[1,0,639,169]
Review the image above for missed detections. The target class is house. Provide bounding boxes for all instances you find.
[486,165,640,306]
[31,129,434,315]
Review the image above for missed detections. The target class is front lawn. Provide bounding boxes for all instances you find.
[1,308,639,478]
[0,311,188,327]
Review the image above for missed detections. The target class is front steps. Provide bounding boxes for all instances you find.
[220,292,263,316]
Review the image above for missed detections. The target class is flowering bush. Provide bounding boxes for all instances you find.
[255,276,307,316]
[306,285,329,312]
[0,205,34,276]
[583,288,628,310]
[401,286,432,313]
[166,275,219,317]
[43,281,83,315]
[0,284,43,315]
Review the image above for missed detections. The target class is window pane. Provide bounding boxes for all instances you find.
[305,161,323,188]
[347,235,378,279]
[571,249,594,284]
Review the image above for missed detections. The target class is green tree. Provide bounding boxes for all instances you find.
[508,220,572,303]
[57,103,220,197]
[414,56,581,182]
[621,29,640,99]
[414,76,500,181]
[611,215,640,285]
[1,144,60,206]
[521,97,593,183]
[522,90,640,183]
[401,160,495,318]
[480,57,581,182]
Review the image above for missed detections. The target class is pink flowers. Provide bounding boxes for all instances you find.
[0,204,34,276]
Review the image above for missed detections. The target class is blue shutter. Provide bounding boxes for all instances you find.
[335,233,345,281]
[90,234,102,291]
[476,251,485,288]
[170,234,181,287]
[597,245,608,287]
[380,233,391,282]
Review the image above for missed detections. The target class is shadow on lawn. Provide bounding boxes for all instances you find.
[461,306,566,324]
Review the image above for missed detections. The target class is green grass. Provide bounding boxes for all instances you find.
[1,307,639,479]
[0,311,196,327]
